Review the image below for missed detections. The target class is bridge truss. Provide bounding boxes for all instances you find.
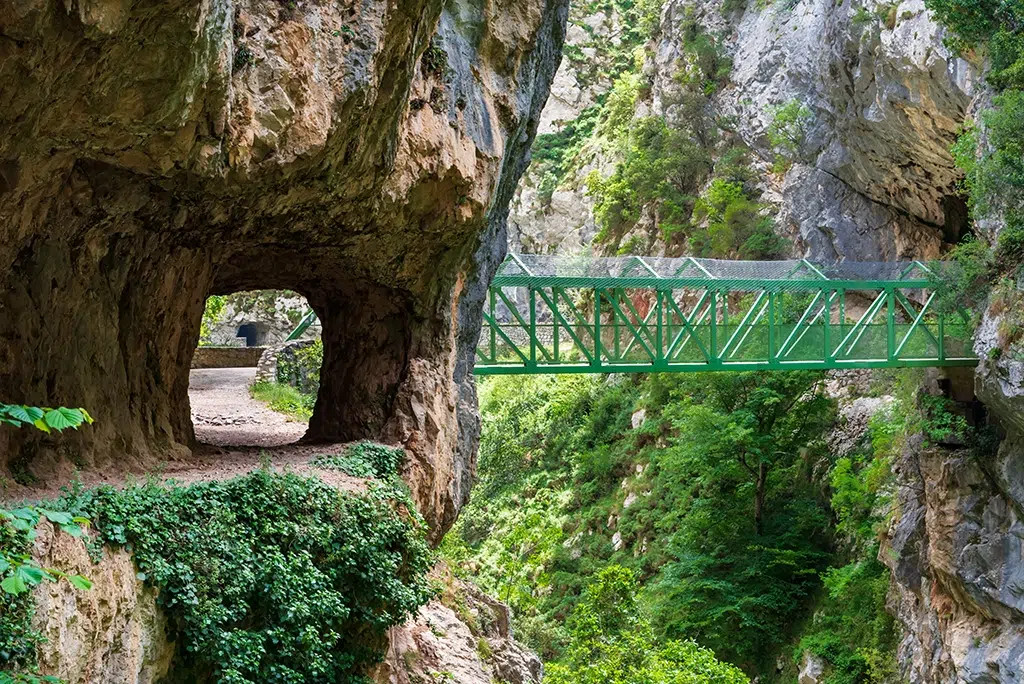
[473,254,978,375]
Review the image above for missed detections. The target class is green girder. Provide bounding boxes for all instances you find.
[474,254,978,375]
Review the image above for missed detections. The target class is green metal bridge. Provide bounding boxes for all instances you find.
[285,255,978,376]
[471,254,977,375]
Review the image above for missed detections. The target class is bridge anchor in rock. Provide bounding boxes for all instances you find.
[472,254,978,375]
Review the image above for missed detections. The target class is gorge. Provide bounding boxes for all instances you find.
[4,0,1024,682]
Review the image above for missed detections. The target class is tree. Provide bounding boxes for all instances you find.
[649,372,836,669]
[545,566,748,684]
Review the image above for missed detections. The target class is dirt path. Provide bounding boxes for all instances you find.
[2,370,357,503]
[189,367,308,447]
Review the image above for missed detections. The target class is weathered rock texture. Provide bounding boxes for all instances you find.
[31,522,175,684]
[512,0,980,261]
[713,0,978,260]
[371,568,542,684]
[0,0,568,539]
[884,434,1024,683]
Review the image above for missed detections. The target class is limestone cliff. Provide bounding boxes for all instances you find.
[0,0,568,539]
[511,0,979,260]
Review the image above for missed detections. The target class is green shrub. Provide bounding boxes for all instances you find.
[766,100,814,173]
[199,295,226,346]
[930,236,995,318]
[312,442,406,480]
[545,566,749,684]
[277,339,323,396]
[797,559,897,684]
[59,471,434,684]
[691,179,786,258]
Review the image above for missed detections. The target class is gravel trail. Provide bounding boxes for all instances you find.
[189,367,308,447]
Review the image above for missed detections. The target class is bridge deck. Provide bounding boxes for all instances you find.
[474,255,978,375]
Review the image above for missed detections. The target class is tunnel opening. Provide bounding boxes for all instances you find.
[190,290,321,449]
[942,193,970,245]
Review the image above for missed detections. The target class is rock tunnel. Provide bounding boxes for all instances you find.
[0,0,569,537]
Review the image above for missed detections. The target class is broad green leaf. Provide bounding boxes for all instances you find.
[60,523,84,538]
[72,516,91,528]
[18,563,46,586]
[41,509,74,525]
[1,573,26,595]
[0,556,9,573]
[45,407,83,431]
[68,575,93,591]
[33,417,51,433]
[4,405,36,424]
[12,507,37,522]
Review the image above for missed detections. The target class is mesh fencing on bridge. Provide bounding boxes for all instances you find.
[497,254,936,284]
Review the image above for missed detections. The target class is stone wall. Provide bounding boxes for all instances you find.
[191,346,266,369]
[255,339,320,392]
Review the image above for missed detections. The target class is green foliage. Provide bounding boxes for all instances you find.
[931,0,1024,277]
[447,371,840,674]
[588,115,712,246]
[766,101,814,173]
[277,340,323,396]
[691,179,787,258]
[1,506,92,679]
[561,0,662,89]
[421,39,449,78]
[531,105,602,206]
[312,441,406,480]
[545,566,749,684]
[59,471,434,683]
[930,236,995,318]
[577,15,779,254]
[0,405,92,433]
[918,393,971,445]
[200,295,227,346]
[250,381,315,421]
[647,372,835,669]
[851,6,873,23]
[796,559,897,684]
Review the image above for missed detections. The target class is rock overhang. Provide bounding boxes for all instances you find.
[0,0,570,540]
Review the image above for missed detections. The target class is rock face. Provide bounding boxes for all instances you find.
[31,522,174,684]
[884,434,1024,683]
[371,569,543,684]
[882,298,1024,684]
[511,0,979,261]
[0,0,569,538]
[717,0,977,260]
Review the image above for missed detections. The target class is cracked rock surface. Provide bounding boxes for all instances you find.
[0,0,568,540]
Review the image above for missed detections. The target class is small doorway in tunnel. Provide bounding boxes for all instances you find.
[236,322,265,347]
[190,291,323,449]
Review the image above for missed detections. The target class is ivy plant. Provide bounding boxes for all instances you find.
[56,469,434,683]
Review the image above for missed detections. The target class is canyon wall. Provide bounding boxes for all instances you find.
[509,0,1024,681]
[0,0,568,539]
